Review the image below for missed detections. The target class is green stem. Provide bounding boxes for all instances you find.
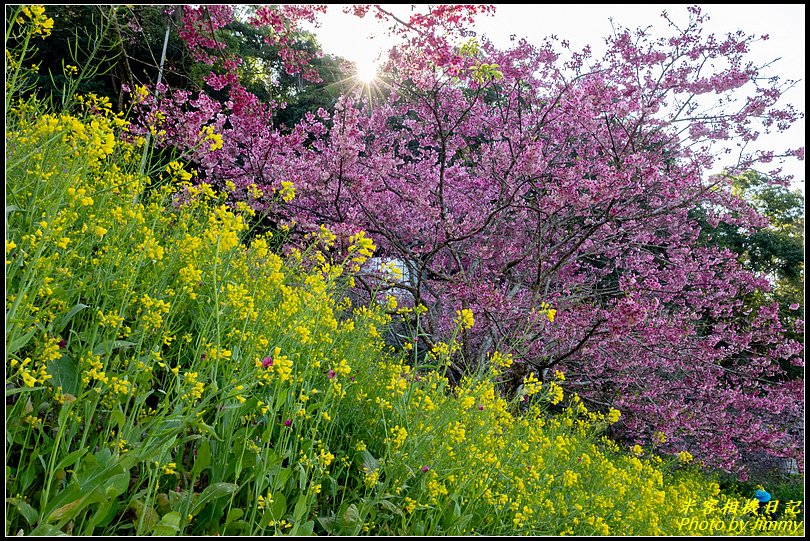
[39,401,73,514]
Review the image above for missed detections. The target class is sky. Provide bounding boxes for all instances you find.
[305,4,805,191]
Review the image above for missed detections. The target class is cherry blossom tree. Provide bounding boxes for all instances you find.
[140,5,804,474]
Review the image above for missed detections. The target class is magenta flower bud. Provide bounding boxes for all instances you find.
[421,465,429,472]
[328,369,336,379]
[284,419,292,427]
[58,339,67,348]
[478,404,484,411]
[262,356,273,368]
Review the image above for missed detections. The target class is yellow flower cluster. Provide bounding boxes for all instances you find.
[547,381,564,405]
[522,372,543,396]
[389,425,408,449]
[677,450,693,464]
[182,371,205,401]
[18,5,54,38]
[199,125,223,151]
[347,230,376,270]
[279,180,296,202]
[138,294,171,330]
[490,350,513,370]
[165,160,192,182]
[455,308,475,330]
[539,301,557,323]
[318,448,335,468]
[257,492,274,510]
[267,346,293,383]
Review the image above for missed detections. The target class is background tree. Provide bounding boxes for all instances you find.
[694,170,804,378]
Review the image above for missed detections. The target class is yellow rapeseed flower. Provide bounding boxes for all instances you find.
[455,308,475,330]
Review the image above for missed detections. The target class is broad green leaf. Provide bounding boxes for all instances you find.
[130,499,159,532]
[225,507,243,525]
[317,515,337,535]
[271,467,291,491]
[6,496,38,525]
[103,472,129,498]
[109,409,126,432]
[224,519,250,534]
[49,498,84,521]
[292,494,309,523]
[47,355,80,396]
[191,439,211,478]
[189,483,238,516]
[83,497,118,534]
[54,447,88,473]
[270,492,287,520]
[292,519,315,536]
[359,450,379,475]
[338,502,362,534]
[378,498,403,517]
[151,511,182,536]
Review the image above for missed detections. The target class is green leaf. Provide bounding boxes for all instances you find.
[191,439,211,478]
[129,499,159,532]
[5,385,46,397]
[292,494,309,523]
[292,519,315,536]
[317,515,337,535]
[189,483,238,516]
[44,447,134,527]
[338,503,362,534]
[7,327,37,355]
[54,447,88,472]
[224,519,250,534]
[103,472,129,498]
[377,498,403,517]
[224,508,243,525]
[109,409,126,432]
[359,449,379,474]
[271,466,291,491]
[83,497,118,533]
[47,354,80,396]
[269,491,287,519]
[193,421,222,441]
[6,496,38,525]
[53,303,88,334]
[296,462,308,491]
[28,523,69,536]
[92,340,136,356]
[151,511,182,536]
[49,498,85,521]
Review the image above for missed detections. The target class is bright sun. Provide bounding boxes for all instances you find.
[355,59,378,84]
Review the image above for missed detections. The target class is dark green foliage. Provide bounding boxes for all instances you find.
[26,5,352,127]
[694,170,804,377]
